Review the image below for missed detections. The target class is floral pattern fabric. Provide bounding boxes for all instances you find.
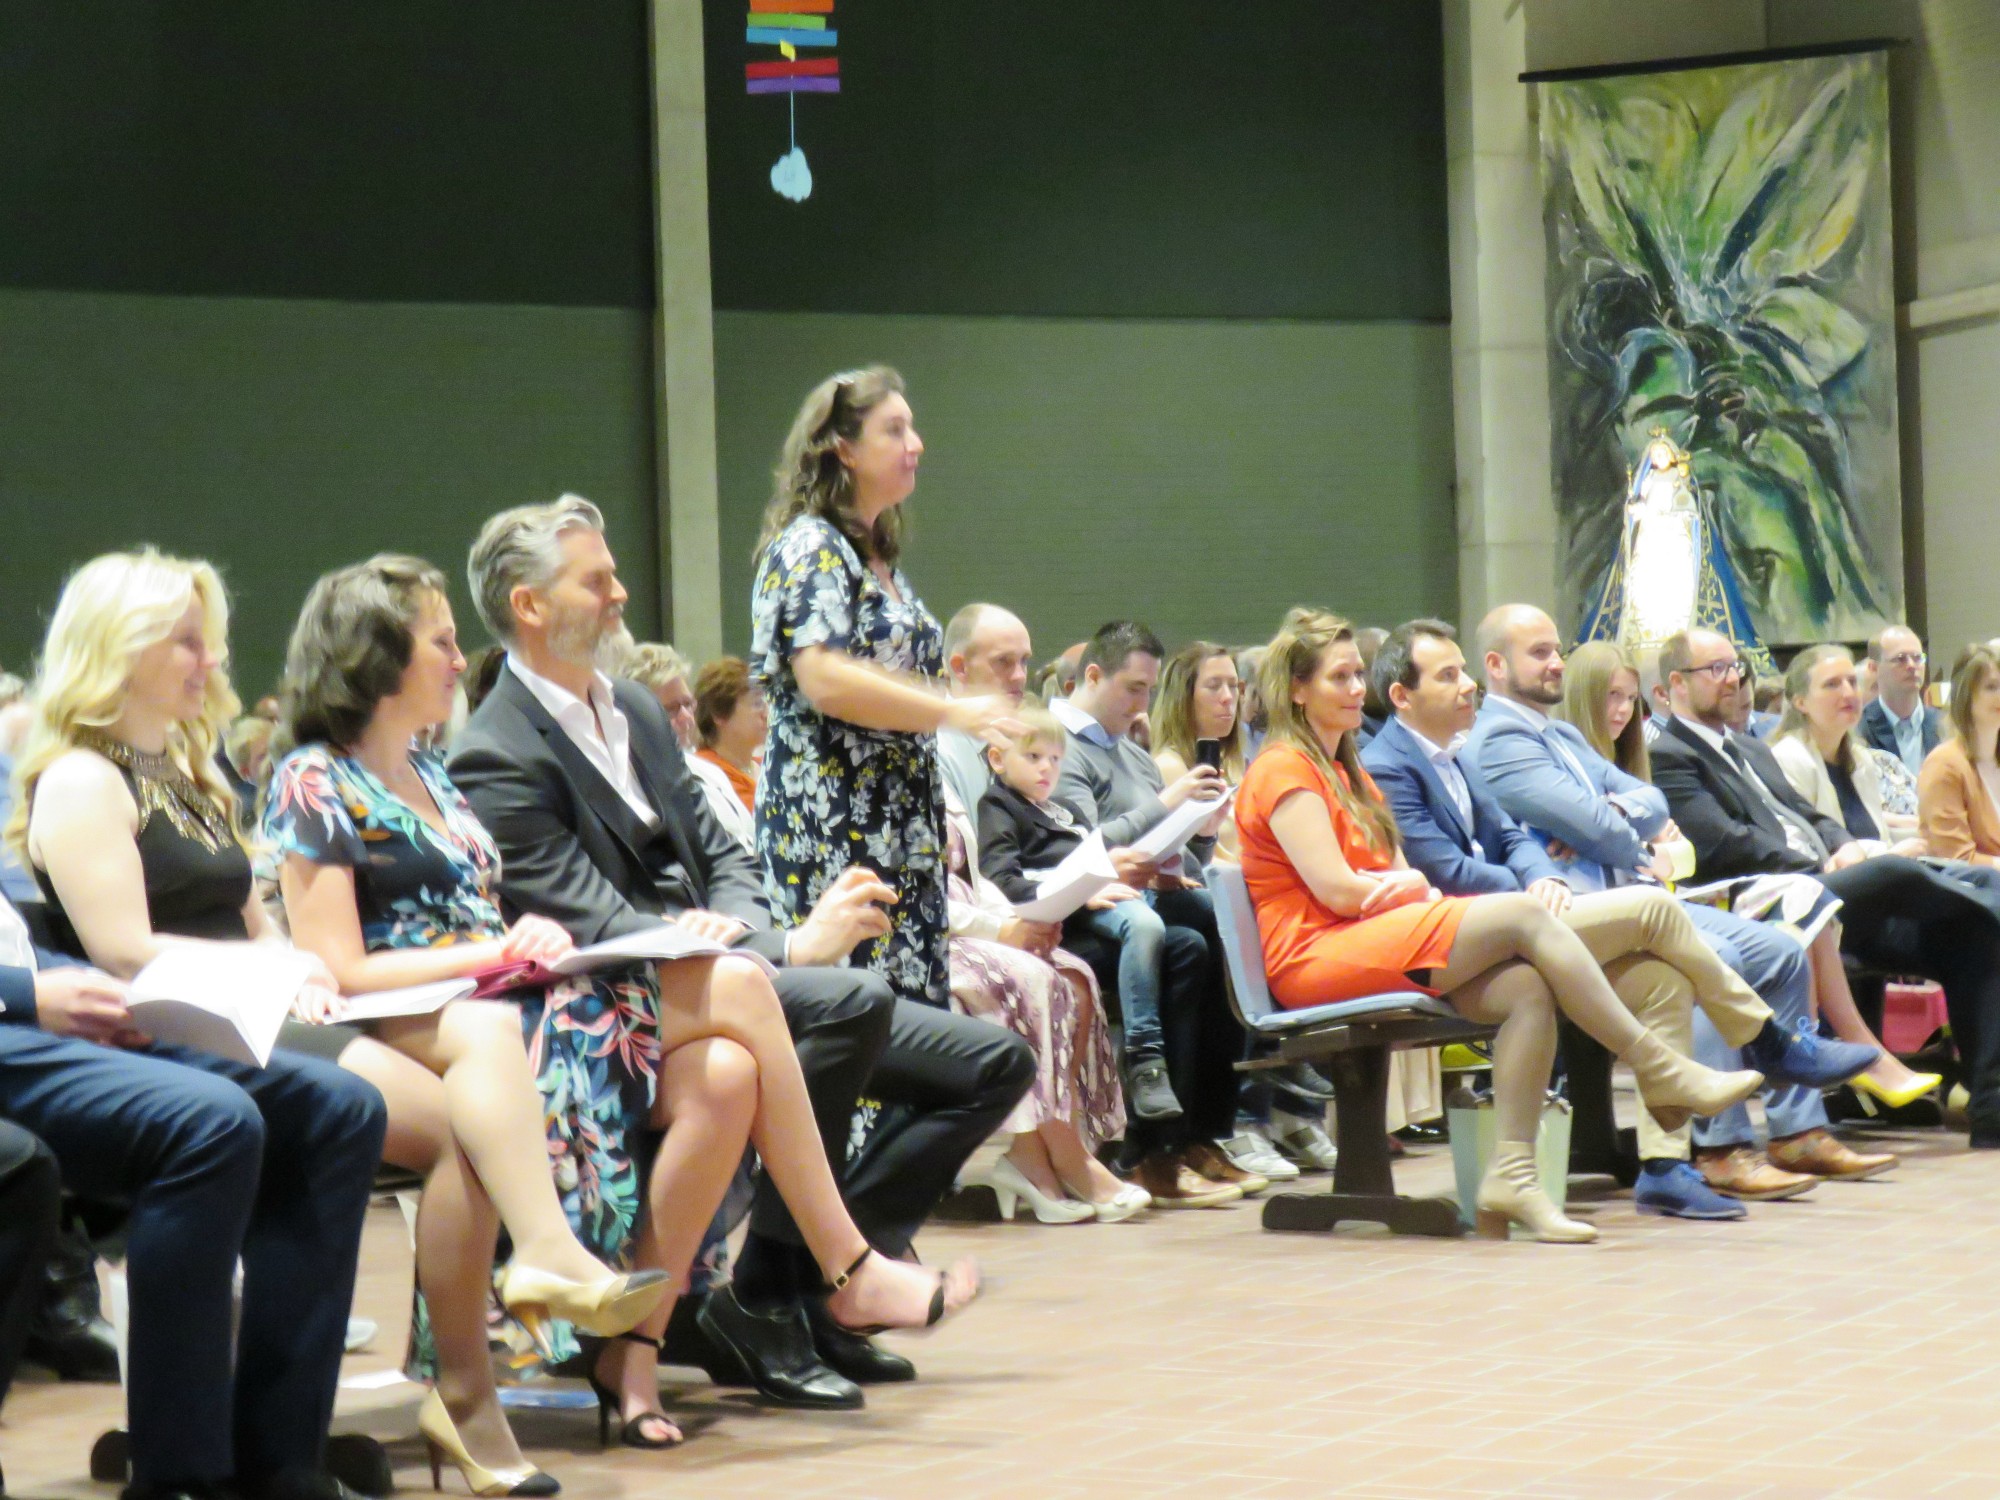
[262,745,695,1369]
[944,815,1126,1146]
[751,515,951,1007]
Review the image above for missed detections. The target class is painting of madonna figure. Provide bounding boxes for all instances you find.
[1539,47,1902,647]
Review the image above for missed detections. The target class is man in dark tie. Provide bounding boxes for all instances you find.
[1650,627,2000,1149]
[1860,626,1944,775]
[450,496,1031,1411]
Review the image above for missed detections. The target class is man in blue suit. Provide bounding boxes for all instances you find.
[1461,605,1885,1202]
[0,892,387,1500]
[1363,619,1814,1218]
[1861,626,1944,776]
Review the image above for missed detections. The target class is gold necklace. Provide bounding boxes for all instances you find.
[75,728,236,853]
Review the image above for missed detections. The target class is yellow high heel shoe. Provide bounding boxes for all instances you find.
[498,1263,669,1354]
[1851,1068,1943,1111]
[417,1388,560,1497]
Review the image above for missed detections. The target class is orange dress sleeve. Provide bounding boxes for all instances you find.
[1237,744,1473,1009]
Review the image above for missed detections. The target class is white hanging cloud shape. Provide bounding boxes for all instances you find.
[770,147,813,202]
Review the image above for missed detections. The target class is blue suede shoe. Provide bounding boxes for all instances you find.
[1633,1160,1747,1220]
[1741,1021,1878,1089]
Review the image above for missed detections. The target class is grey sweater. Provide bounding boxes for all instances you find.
[1055,723,1214,870]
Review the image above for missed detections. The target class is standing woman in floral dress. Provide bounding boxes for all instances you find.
[750,367,1020,1008]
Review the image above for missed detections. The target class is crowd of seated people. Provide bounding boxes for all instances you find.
[3,373,1995,1495]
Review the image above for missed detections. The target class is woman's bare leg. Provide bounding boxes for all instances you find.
[650,958,974,1330]
[336,1037,525,1472]
[596,1038,759,1445]
[1039,1120,1125,1204]
[376,1002,607,1283]
[1807,929,1912,1087]
[1436,959,1558,1141]
[1432,894,1649,1055]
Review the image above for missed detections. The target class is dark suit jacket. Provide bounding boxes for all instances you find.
[1860,699,1944,764]
[1360,716,1560,896]
[448,665,788,964]
[1649,715,1852,880]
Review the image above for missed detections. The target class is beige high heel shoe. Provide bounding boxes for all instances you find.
[417,1388,560,1497]
[1474,1142,1596,1243]
[1621,1031,1764,1133]
[497,1263,670,1353]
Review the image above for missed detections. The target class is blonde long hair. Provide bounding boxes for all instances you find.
[1257,608,1399,855]
[5,550,240,857]
[1556,640,1650,781]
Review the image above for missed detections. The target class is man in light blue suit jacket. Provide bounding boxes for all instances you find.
[1364,620,1758,1219]
[1462,606,1883,1201]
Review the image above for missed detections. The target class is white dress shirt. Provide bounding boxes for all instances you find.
[508,653,657,827]
[0,894,34,975]
[686,752,756,853]
[1402,721,1481,853]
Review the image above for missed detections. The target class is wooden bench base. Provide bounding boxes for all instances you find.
[1261,1189,1465,1237]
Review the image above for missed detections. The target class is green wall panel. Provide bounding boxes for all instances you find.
[712,311,1457,661]
[0,289,657,698]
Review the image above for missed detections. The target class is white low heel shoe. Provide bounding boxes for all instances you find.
[1091,1183,1152,1223]
[969,1156,1095,1223]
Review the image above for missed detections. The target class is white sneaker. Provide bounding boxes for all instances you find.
[1221,1128,1301,1181]
[1270,1111,1339,1172]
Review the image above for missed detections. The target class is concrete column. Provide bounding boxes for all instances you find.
[1442,0,1556,633]
[649,0,725,662]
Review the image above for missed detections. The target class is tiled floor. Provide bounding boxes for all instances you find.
[6,1114,1998,1499]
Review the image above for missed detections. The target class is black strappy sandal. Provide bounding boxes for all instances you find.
[586,1334,684,1450]
[825,1248,946,1336]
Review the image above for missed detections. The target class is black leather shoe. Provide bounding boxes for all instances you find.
[804,1298,916,1385]
[695,1287,864,1410]
[27,1225,121,1382]
[1392,1121,1449,1146]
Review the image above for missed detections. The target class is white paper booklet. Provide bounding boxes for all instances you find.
[1129,788,1234,864]
[128,945,316,1067]
[1012,831,1119,922]
[548,925,778,978]
[337,978,478,1023]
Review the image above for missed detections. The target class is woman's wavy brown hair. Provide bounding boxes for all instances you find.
[278,554,451,753]
[755,366,909,565]
[1257,607,1399,855]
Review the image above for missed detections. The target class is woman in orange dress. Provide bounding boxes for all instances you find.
[1236,609,1762,1243]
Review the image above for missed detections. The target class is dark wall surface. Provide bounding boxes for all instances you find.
[705,0,1449,320]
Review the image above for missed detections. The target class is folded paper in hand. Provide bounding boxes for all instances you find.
[1128,789,1234,864]
[128,945,317,1067]
[1011,831,1118,922]
[470,924,778,997]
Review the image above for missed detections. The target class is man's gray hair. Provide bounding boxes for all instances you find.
[622,641,692,692]
[467,493,606,643]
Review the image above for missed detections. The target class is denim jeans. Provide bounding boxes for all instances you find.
[1066,895,1189,1062]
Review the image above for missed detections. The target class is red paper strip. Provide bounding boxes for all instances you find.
[749,0,832,10]
[746,57,840,79]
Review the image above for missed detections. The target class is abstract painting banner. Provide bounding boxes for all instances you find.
[1538,47,1900,651]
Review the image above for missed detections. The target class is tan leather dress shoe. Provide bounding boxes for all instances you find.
[1694,1146,1817,1201]
[1132,1153,1243,1209]
[1182,1142,1269,1196]
[1767,1127,1897,1180]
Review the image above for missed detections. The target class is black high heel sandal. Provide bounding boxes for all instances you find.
[586,1333,684,1450]
[825,1249,947,1337]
